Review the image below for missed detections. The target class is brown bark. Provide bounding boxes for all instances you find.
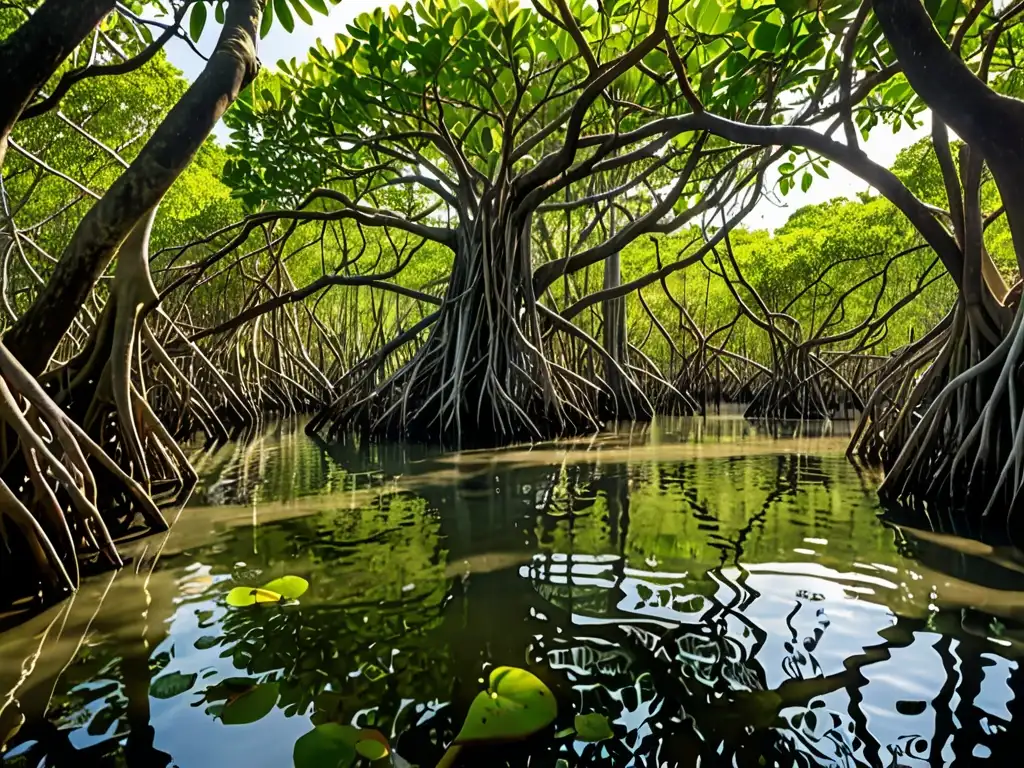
[0,0,115,168]
[4,0,266,376]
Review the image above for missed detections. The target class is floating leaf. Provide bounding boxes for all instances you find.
[150,671,197,699]
[454,667,557,744]
[574,713,614,742]
[226,587,283,607]
[293,723,360,768]
[260,575,309,599]
[221,682,279,725]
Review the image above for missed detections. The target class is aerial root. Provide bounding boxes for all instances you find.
[866,302,1024,537]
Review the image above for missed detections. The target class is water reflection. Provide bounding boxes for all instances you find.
[1,417,1022,766]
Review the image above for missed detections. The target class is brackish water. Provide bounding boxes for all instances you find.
[2,417,1024,767]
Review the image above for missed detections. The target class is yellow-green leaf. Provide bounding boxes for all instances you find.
[454,667,557,744]
[355,739,389,760]
[261,575,309,599]
[574,713,614,742]
[688,0,732,35]
[226,587,283,607]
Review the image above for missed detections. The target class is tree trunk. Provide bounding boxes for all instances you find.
[4,0,266,376]
[601,206,630,416]
[0,0,115,169]
[311,204,652,444]
[847,0,1024,530]
[871,0,1024,266]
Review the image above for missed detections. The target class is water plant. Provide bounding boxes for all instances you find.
[437,666,558,767]
[225,575,309,607]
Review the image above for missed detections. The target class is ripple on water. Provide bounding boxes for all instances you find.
[2,417,1023,766]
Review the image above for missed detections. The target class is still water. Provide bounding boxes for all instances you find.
[2,417,1023,766]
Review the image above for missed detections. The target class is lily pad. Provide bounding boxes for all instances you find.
[221,682,279,725]
[150,671,197,699]
[574,713,614,742]
[293,723,360,768]
[261,575,309,599]
[226,587,283,607]
[454,666,557,744]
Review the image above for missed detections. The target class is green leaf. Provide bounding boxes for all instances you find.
[454,667,557,744]
[215,1,225,24]
[260,0,274,38]
[291,0,313,26]
[776,0,812,17]
[306,0,328,13]
[274,0,295,33]
[355,739,389,760]
[800,171,812,193]
[260,575,309,599]
[189,2,208,42]
[194,635,220,650]
[226,587,283,607]
[750,22,788,52]
[221,682,279,725]
[150,671,197,699]
[574,713,614,742]
[294,724,360,768]
[689,0,733,35]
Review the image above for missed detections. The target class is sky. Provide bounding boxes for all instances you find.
[162,1,926,232]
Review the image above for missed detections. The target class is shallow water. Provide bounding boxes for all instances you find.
[2,417,1024,766]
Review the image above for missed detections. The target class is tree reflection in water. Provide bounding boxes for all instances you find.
[1,418,1022,767]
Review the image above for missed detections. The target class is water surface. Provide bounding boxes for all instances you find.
[2,417,1023,766]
